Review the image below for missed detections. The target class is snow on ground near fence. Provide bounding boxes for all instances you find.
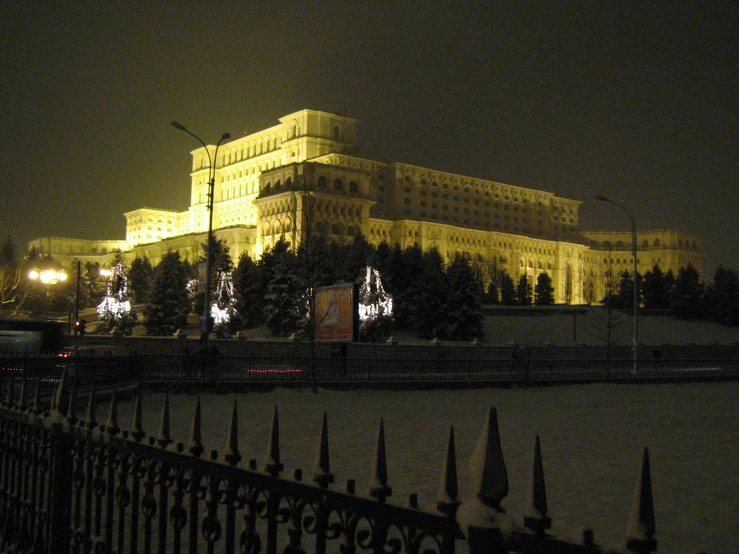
[99,383,738,553]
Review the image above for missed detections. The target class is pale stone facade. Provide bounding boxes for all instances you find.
[29,109,703,304]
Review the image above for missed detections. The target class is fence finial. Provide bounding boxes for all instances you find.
[313,411,334,488]
[437,425,460,517]
[264,406,283,476]
[4,378,13,406]
[50,369,70,424]
[84,388,97,430]
[130,391,145,442]
[30,380,42,416]
[188,395,204,456]
[18,377,27,411]
[524,435,551,535]
[457,407,515,540]
[625,447,657,553]
[157,393,172,448]
[473,407,508,508]
[368,418,392,502]
[105,389,120,435]
[224,400,241,466]
[67,379,78,425]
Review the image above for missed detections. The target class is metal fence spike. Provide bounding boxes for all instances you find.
[18,377,27,411]
[50,369,70,423]
[313,411,334,488]
[471,407,508,509]
[437,425,460,516]
[85,388,97,430]
[157,393,172,448]
[524,435,551,534]
[264,405,282,475]
[625,447,657,553]
[30,380,42,416]
[130,391,145,442]
[369,417,392,502]
[67,378,78,425]
[4,378,13,406]
[224,399,241,466]
[105,389,120,435]
[188,395,204,456]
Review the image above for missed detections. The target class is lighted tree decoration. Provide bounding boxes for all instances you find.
[211,269,236,335]
[97,258,138,334]
[358,266,393,342]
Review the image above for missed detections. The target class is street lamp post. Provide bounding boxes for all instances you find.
[28,268,68,317]
[596,195,638,373]
[171,122,230,351]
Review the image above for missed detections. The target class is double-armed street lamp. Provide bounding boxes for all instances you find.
[596,194,638,373]
[171,121,230,351]
[28,267,68,316]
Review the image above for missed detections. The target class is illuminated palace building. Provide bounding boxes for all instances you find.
[31,109,702,304]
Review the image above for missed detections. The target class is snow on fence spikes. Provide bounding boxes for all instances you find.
[32,380,709,552]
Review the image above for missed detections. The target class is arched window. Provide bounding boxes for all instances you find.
[349,181,358,193]
[263,183,271,194]
[642,239,649,247]
[346,226,355,236]
[654,239,661,247]
[318,176,328,188]
[285,177,292,187]
[274,179,281,191]
[333,126,342,141]
[331,223,341,235]
[315,222,325,234]
[334,179,344,191]
[616,240,624,247]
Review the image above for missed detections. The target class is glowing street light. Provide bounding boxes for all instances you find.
[171,121,230,350]
[596,194,638,373]
[28,267,68,316]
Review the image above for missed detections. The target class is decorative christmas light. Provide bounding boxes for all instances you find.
[210,270,235,325]
[358,267,392,321]
[97,261,133,321]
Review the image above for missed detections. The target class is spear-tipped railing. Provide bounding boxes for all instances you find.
[0,377,660,554]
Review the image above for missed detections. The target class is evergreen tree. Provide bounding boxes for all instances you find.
[410,248,449,339]
[81,261,106,308]
[232,252,263,327]
[642,264,670,310]
[704,266,739,326]
[390,244,423,329]
[445,256,484,340]
[534,272,555,306]
[143,251,190,335]
[128,257,154,304]
[500,271,517,305]
[671,264,704,320]
[485,280,500,304]
[263,246,303,336]
[516,275,532,305]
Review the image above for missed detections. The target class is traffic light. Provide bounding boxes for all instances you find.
[76,319,87,336]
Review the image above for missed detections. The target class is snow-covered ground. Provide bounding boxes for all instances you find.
[102,382,738,553]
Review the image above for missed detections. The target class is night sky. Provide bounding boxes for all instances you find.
[2,2,736,279]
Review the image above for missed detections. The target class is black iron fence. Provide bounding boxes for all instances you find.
[140,351,739,387]
[0,373,659,554]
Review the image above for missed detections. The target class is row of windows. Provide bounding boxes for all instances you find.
[316,176,360,193]
[594,238,697,250]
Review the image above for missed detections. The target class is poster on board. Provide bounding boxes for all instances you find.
[314,284,354,341]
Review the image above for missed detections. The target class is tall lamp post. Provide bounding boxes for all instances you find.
[28,268,68,317]
[171,122,230,351]
[596,195,638,373]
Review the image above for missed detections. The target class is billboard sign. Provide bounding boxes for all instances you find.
[314,284,355,341]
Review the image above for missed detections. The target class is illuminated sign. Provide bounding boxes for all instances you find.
[314,284,355,341]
